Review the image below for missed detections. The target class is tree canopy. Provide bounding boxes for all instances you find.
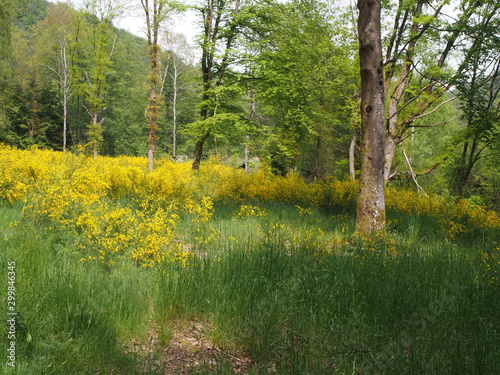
[1,0,499,214]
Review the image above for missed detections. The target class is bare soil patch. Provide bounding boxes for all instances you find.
[123,320,252,374]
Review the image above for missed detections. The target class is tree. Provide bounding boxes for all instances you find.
[453,4,500,197]
[102,29,150,156]
[38,3,77,151]
[162,31,195,159]
[88,0,122,157]
[72,0,122,157]
[380,0,498,182]
[1,0,66,148]
[0,0,15,143]
[11,21,48,146]
[252,0,358,177]
[190,0,246,170]
[141,0,180,170]
[355,0,386,234]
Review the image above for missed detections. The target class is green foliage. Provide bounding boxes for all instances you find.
[15,0,49,29]
[251,0,358,175]
[75,11,116,153]
[0,0,14,69]
[449,2,500,202]
[102,30,150,156]
[184,113,250,140]
[0,0,158,155]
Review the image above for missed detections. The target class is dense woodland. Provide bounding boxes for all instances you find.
[0,0,499,210]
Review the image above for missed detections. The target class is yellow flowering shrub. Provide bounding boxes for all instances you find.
[1,145,499,267]
[237,205,268,218]
[145,158,194,200]
[132,207,182,266]
[385,187,500,238]
[295,205,312,216]
[73,201,184,267]
[76,203,137,265]
[185,196,214,223]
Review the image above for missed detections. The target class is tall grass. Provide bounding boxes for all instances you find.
[2,198,500,374]
[154,235,500,374]
[149,202,500,374]
[0,204,154,374]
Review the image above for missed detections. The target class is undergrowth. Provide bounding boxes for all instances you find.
[0,147,499,373]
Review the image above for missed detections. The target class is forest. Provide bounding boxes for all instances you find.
[1,0,500,374]
[1,0,498,209]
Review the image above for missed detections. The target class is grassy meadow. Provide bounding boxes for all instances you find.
[1,145,500,374]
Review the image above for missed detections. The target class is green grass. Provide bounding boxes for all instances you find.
[1,201,500,374]
[0,204,152,374]
[155,240,500,374]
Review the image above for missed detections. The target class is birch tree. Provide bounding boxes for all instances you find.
[162,31,194,159]
[39,3,77,152]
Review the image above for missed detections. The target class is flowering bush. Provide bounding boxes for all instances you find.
[1,144,499,268]
[237,205,268,218]
[385,187,500,239]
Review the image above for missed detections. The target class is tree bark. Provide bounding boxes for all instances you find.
[192,131,211,170]
[146,43,160,170]
[142,0,166,170]
[61,41,69,152]
[172,61,178,158]
[355,0,386,235]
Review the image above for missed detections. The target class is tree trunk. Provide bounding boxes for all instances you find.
[172,64,178,159]
[244,134,249,173]
[91,109,99,158]
[147,44,160,170]
[62,42,69,152]
[314,135,321,179]
[245,96,255,174]
[355,0,386,235]
[62,81,68,152]
[142,0,168,170]
[455,137,483,197]
[192,131,211,170]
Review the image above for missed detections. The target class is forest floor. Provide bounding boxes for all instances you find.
[123,320,252,374]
